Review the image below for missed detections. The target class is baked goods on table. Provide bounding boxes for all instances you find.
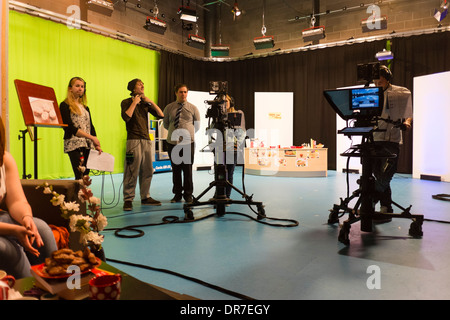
[44,248,99,276]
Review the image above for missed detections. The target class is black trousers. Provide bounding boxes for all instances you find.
[67,147,91,179]
[167,142,195,198]
[372,141,400,209]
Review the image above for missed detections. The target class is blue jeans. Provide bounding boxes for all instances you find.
[0,211,57,278]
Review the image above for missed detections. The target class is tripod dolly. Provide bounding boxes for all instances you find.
[183,159,266,221]
[328,127,424,245]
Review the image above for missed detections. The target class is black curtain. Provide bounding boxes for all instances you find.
[158,31,450,172]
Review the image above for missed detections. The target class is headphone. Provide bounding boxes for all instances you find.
[379,65,393,82]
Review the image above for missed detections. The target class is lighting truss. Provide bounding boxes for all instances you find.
[361,15,388,32]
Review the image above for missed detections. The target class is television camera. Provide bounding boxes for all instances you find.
[324,63,423,245]
[205,81,242,130]
[183,81,265,221]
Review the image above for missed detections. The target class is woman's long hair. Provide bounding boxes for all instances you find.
[64,77,87,115]
[0,118,6,166]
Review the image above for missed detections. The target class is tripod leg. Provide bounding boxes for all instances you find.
[409,216,423,238]
[338,221,351,245]
[184,207,194,221]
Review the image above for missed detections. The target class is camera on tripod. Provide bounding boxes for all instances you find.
[205,81,242,129]
[182,80,265,221]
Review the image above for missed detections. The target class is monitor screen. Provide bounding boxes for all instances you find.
[350,87,382,111]
[324,86,384,121]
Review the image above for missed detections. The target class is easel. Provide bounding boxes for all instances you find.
[14,79,67,179]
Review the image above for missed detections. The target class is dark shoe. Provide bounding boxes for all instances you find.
[141,197,162,206]
[373,206,393,223]
[123,201,133,211]
[170,195,183,203]
[184,195,193,203]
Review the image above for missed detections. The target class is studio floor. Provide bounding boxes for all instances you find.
[89,167,450,300]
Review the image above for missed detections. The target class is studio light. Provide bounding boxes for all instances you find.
[302,26,326,42]
[211,45,230,57]
[178,7,197,22]
[254,2,274,50]
[187,34,206,50]
[253,35,274,49]
[361,15,388,32]
[87,0,114,16]
[375,49,394,61]
[143,16,167,35]
[232,2,241,19]
[434,0,449,22]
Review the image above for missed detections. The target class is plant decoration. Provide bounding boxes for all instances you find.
[36,175,108,251]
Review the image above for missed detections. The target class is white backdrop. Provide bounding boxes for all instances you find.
[413,71,450,182]
[254,92,293,147]
[188,90,215,169]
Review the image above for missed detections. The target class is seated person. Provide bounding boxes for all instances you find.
[0,118,57,278]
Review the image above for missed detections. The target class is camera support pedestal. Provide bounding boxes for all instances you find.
[328,133,424,245]
[183,163,266,221]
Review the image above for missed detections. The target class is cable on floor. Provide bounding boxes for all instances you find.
[105,210,299,239]
[432,194,450,202]
[104,257,256,300]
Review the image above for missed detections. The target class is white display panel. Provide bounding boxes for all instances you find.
[413,71,450,182]
[254,92,293,147]
[188,90,215,169]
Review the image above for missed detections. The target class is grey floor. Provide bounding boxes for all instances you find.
[90,167,450,300]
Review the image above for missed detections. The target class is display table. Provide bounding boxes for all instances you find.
[13,261,197,300]
[244,147,327,177]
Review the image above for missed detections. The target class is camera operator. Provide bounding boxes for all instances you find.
[224,95,246,198]
[372,65,412,220]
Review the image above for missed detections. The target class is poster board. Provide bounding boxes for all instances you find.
[254,92,293,147]
[188,90,215,170]
[14,79,66,128]
[413,71,450,182]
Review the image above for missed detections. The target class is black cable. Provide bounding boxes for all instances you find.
[105,210,299,239]
[105,257,256,300]
[103,210,297,301]
[432,194,450,202]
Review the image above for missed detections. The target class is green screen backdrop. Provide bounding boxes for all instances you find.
[8,11,160,179]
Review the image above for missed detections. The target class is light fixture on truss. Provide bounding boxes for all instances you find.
[187,23,206,50]
[434,0,449,22]
[87,0,114,16]
[143,1,166,34]
[232,1,241,20]
[302,15,325,42]
[375,49,394,61]
[178,6,197,22]
[211,3,229,57]
[253,0,274,49]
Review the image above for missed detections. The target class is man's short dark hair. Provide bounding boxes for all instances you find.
[174,83,188,93]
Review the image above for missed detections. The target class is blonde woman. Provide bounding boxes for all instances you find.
[60,77,102,179]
